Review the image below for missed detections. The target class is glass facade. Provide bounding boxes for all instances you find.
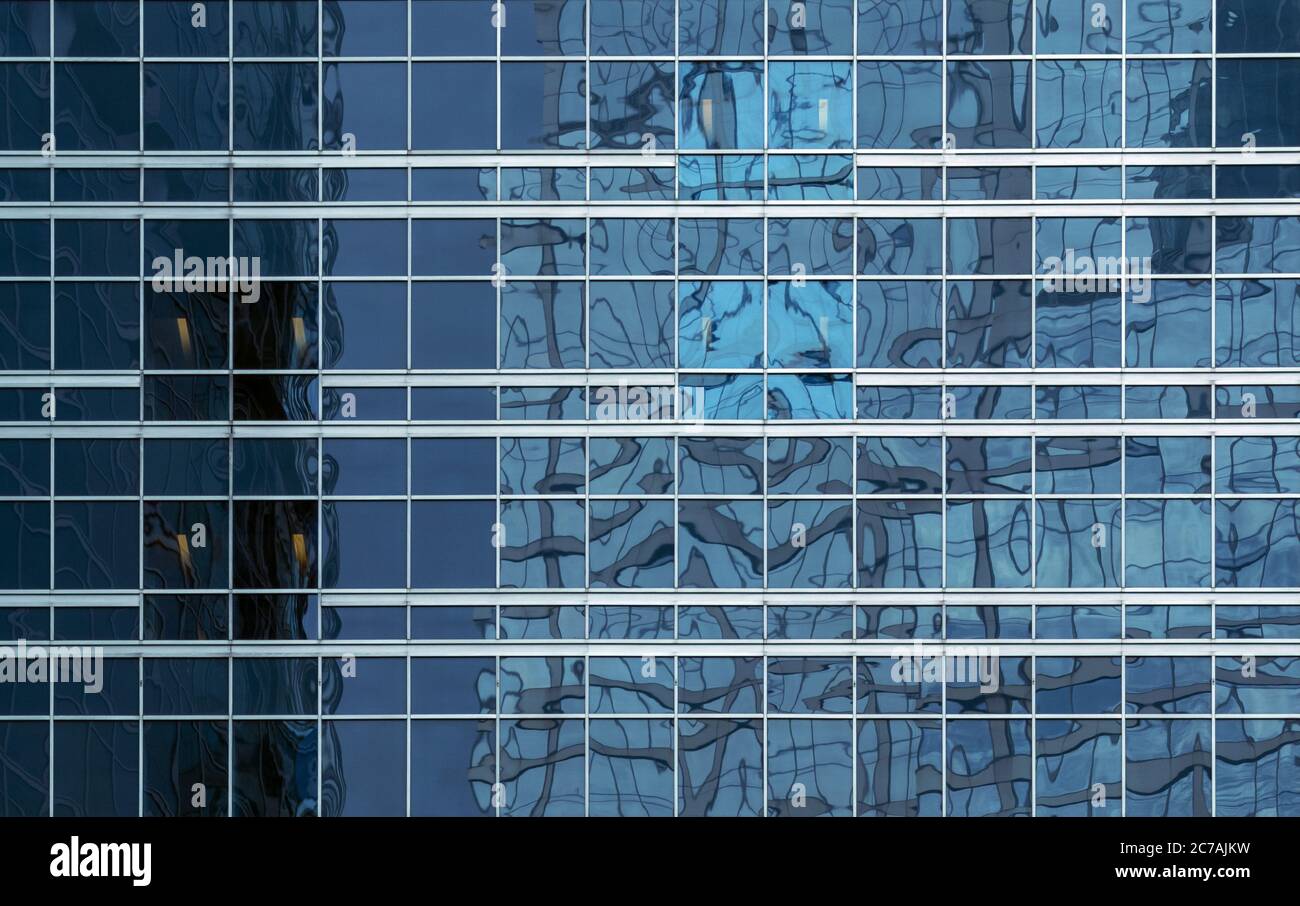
[0,0,1297,818]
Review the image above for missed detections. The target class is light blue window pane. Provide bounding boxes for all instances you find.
[858,0,942,55]
[679,218,764,275]
[946,719,1031,817]
[767,154,853,201]
[1035,719,1122,816]
[856,61,942,149]
[768,0,853,54]
[1215,280,1300,367]
[588,499,674,589]
[1216,657,1300,714]
[678,500,763,588]
[857,719,943,817]
[1035,166,1121,200]
[1035,436,1122,494]
[679,62,764,150]
[1126,0,1211,53]
[1125,436,1210,494]
[1216,499,1300,588]
[1035,499,1121,588]
[1126,718,1211,816]
[678,281,763,368]
[856,280,942,368]
[946,61,1032,149]
[1124,59,1211,148]
[767,280,853,368]
[766,719,853,817]
[768,219,853,276]
[589,60,674,150]
[678,0,763,55]
[1124,499,1211,588]
[679,373,765,420]
[856,500,942,588]
[590,0,674,55]
[589,282,674,369]
[588,219,674,276]
[766,500,853,589]
[1215,719,1300,817]
[945,500,1033,589]
[768,61,852,150]
[588,718,674,817]
[769,437,853,495]
[857,219,943,276]
[766,374,853,420]
[1127,279,1212,368]
[1036,0,1121,53]
[679,154,763,201]
[857,166,942,201]
[499,282,585,369]
[500,437,585,496]
[499,501,586,589]
[1216,436,1300,493]
[1036,60,1121,148]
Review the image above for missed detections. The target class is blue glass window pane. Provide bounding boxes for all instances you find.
[500,61,586,150]
[856,61,942,149]
[947,60,1032,149]
[0,0,49,55]
[679,281,763,368]
[1036,60,1121,148]
[1127,0,1210,53]
[857,719,942,816]
[858,219,943,276]
[766,499,853,588]
[1125,498,1212,587]
[767,280,852,368]
[679,0,763,55]
[768,61,852,150]
[324,62,408,152]
[1036,0,1121,53]
[589,219,673,276]
[1036,499,1122,588]
[946,280,1033,368]
[946,719,1031,817]
[325,1,407,56]
[680,62,764,150]
[1035,718,1122,816]
[590,0,673,54]
[412,63,496,151]
[1125,59,1212,148]
[857,166,942,201]
[1216,279,1300,363]
[678,500,763,588]
[1216,499,1300,588]
[1127,279,1212,367]
[856,499,942,588]
[1036,165,1120,200]
[590,61,674,150]
[680,155,763,201]
[1218,59,1300,148]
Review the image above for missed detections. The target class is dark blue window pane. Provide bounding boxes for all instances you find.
[233,0,317,55]
[232,720,317,816]
[145,0,227,55]
[233,63,318,151]
[55,62,138,150]
[947,61,1032,148]
[326,0,407,56]
[0,63,48,151]
[54,501,139,589]
[144,63,229,151]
